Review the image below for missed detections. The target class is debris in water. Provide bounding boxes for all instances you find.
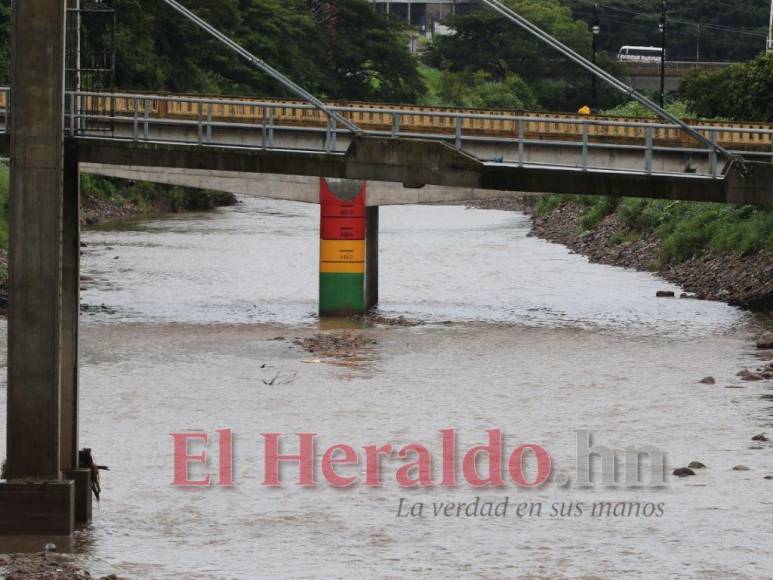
[354,313,422,327]
[79,448,109,501]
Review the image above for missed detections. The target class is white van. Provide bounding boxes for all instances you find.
[617,46,665,63]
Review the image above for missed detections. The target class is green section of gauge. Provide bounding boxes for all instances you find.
[319,273,365,316]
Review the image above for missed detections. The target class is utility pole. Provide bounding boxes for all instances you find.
[75,0,81,91]
[659,0,666,108]
[696,23,700,62]
[768,0,773,54]
[591,4,600,111]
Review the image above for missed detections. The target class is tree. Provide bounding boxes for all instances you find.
[314,0,424,102]
[680,53,773,121]
[108,0,422,101]
[425,70,538,110]
[424,0,622,110]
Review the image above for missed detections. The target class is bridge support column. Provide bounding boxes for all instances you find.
[0,0,75,534]
[319,178,368,317]
[365,206,379,310]
[61,145,91,524]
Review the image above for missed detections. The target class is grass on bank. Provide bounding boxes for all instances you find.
[81,174,236,214]
[534,195,773,265]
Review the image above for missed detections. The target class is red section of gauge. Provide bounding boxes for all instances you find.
[320,178,366,219]
[321,217,366,240]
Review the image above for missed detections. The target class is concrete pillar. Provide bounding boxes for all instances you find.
[365,206,379,310]
[61,145,91,523]
[319,178,367,317]
[61,144,80,473]
[0,0,74,535]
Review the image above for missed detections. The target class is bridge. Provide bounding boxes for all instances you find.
[1,88,771,206]
[621,60,739,93]
[1,0,772,538]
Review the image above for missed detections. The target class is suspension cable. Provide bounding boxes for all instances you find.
[480,0,741,164]
[160,0,362,135]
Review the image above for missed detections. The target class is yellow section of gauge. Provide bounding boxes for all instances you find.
[320,240,365,263]
[320,261,365,274]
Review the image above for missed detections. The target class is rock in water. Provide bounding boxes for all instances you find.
[688,461,707,469]
[672,467,696,477]
[756,332,773,349]
[751,433,769,442]
[43,543,57,553]
[733,464,751,471]
[698,377,716,385]
[737,369,763,381]
[656,290,675,298]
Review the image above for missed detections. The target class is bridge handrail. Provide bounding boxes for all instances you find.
[1,86,770,178]
[1,87,770,139]
[61,89,773,136]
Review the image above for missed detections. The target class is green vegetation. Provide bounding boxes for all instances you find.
[420,65,538,110]
[602,99,693,119]
[81,174,237,213]
[535,195,773,264]
[424,0,623,111]
[680,53,773,122]
[108,0,424,102]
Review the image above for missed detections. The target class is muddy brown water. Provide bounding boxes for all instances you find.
[1,199,772,579]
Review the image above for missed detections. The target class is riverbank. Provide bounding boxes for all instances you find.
[0,552,119,579]
[469,196,773,316]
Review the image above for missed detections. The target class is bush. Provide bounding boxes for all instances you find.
[579,196,618,231]
[82,176,237,214]
[680,53,773,122]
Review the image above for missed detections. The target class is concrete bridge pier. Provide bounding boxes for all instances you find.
[319,178,379,317]
[0,0,88,535]
[365,206,379,310]
[62,145,92,524]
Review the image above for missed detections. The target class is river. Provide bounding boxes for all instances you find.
[1,198,772,578]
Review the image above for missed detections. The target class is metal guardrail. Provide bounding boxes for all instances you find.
[0,87,771,178]
[621,60,737,76]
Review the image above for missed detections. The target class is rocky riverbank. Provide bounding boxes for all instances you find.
[0,552,119,580]
[80,182,238,227]
[530,202,773,314]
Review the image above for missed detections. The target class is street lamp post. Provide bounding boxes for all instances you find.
[768,0,773,54]
[659,0,666,108]
[591,4,600,111]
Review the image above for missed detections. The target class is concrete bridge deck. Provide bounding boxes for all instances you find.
[72,136,773,208]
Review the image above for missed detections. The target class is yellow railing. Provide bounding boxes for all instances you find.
[2,89,770,151]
